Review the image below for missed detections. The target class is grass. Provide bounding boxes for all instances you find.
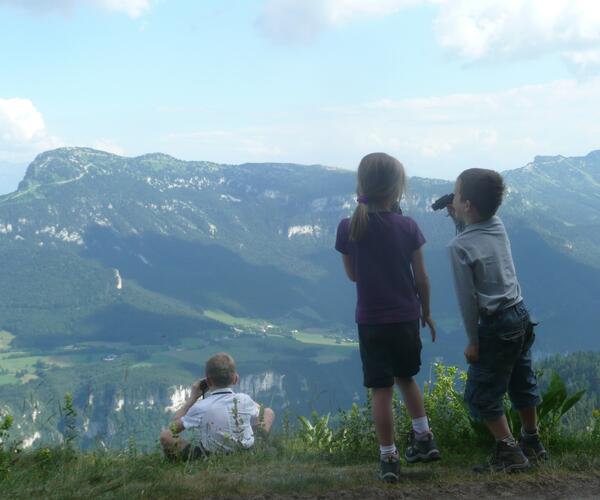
[129,363,153,370]
[0,351,67,385]
[1,438,600,499]
[294,331,357,347]
[203,309,270,330]
[1,359,598,498]
[202,310,358,348]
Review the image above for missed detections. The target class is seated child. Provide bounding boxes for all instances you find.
[159,352,275,459]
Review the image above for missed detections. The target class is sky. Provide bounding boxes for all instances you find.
[1,0,600,193]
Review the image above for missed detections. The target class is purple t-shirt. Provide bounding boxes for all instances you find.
[335,212,426,325]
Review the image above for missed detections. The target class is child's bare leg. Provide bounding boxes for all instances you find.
[395,376,441,463]
[518,406,537,433]
[260,407,276,434]
[159,429,189,459]
[372,386,395,446]
[483,415,513,440]
[395,377,426,418]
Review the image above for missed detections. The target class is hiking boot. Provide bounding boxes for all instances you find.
[379,455,400,483]
[473,439,530,473]
[519,431,548,462]
[405,430,441,463]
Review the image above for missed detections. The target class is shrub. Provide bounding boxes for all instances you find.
[295,363,586,461]
[590,409,600,444]
[0,414,21,479]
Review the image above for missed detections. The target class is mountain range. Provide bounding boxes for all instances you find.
[0,147,599,449]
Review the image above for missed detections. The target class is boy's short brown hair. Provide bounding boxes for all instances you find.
[205,352,236,388]
[458,168,505,219]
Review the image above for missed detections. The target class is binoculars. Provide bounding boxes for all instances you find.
[431,193,454,211]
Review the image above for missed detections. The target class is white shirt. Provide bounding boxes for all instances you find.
[181,388,260,453]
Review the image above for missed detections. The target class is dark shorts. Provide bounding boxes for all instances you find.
[358,320,422,388]
[464,301,541,421]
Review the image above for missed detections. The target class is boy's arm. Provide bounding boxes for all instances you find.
[169,379,205,433]
[449,244,479,351]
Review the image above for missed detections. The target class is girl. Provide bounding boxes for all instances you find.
[335,152,439,483]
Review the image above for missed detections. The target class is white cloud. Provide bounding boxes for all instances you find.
[0,0,151,18]
[336,78,600,175]
[94,0,149,18]
[432,0,600,74]
[257,0,600,74]
[563,48,600,77]
[0,98,45,142]
[0,98,62,162]
[256,0,421,44]
[161,78,600,179]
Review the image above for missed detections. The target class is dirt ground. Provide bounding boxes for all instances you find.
[213,472,600,500]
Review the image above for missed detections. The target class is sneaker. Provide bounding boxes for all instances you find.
[519,431,548,462]
[473,439,530,473]
[379,455,400,483]
[405,431,441,463]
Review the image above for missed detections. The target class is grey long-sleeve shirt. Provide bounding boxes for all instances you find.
[447,216,523,345]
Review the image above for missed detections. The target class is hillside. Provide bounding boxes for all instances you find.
[1,148,599,349]
[1,147,600,450]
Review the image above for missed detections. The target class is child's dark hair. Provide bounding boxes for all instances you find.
[350,153,406,241]
[458,168,505,219]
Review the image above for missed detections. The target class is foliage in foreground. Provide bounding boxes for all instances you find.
[1,364,599,493]
[296,364,595,462]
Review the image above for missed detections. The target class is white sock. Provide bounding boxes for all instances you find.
[412,416,430,435]
[380,444,398,460]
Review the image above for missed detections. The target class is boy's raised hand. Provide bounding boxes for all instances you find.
[191,378,208,399]
[422,314,436,342]
[464,344,479,364]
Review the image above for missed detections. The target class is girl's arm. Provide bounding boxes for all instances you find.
[342,254,356,282]
[411,247,436,341]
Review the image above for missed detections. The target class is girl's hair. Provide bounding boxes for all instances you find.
[349,152,406,241]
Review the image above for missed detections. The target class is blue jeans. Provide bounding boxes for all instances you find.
[464,301,541,421]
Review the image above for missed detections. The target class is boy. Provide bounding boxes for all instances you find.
[447,168,547,473]
[159,352,275,459]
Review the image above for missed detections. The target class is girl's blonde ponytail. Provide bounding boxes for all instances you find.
[349,202,370,241]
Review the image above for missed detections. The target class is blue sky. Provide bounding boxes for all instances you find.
[1,0,600,193]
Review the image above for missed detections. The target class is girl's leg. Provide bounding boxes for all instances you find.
[395,377,426,419]
[372,386,395,446]
[396,376,441,462]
